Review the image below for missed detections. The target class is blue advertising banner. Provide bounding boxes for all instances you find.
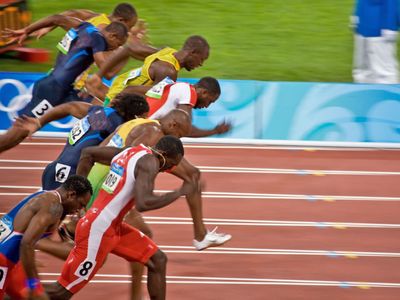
[1,72,400,142]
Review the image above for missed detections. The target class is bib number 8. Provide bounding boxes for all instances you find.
[75,260,96,279]
[0,267,8,289]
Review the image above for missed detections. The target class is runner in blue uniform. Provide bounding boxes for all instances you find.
[35,93,149,190]
[0,175,92,299]
[0,13,129,154]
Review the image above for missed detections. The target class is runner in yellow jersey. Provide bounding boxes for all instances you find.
[86,35,210,102]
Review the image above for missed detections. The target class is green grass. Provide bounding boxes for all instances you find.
[0,0,359,82]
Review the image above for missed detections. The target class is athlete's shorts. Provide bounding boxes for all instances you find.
[86,163,110,208]
[57,212,158,294]
[42,159,77,190]
[18,75,81,118]
[0,254,28,299]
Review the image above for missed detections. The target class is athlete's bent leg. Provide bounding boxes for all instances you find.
[124,209,153,300]
[146,250,167,300]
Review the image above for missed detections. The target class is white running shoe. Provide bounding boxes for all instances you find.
[193,227,232,251]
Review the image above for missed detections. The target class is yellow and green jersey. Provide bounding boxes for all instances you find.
[104,47,180,105]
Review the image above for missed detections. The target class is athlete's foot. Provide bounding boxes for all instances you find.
[193,227,232,251]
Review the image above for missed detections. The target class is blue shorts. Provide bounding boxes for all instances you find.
[18,75,81,118]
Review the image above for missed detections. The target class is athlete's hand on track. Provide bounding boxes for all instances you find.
[13,115,41,135]
[2,28,28,45]
[213,120,232,135]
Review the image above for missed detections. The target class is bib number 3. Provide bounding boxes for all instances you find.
[31,99,53,118]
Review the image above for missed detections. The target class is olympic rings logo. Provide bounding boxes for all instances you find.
[0,78,76,129]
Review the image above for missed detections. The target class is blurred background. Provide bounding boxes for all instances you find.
[0,0,358,82]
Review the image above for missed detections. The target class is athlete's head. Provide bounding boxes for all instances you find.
[110,3,138,29]
[159,109,191,138]
[194,77,221,109]
[103,22,129,50]
[111,93,149,121]
[181,35,210,71]
[153,135,184,172]
[60,175,92,214]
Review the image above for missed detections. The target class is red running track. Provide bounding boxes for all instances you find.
[1,138,400,300]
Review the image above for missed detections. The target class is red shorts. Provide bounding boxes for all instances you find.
[58,212,158,294]
[0,254,28,300]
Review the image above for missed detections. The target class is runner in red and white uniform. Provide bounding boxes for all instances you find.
[46,136,192,300]
[143,76,231,137]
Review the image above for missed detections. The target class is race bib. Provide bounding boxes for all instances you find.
[31,99,53,118]
[0,266,8,289]
[0,217,12,243]
[57,29,78,54]
[107,134,123,148]
[123,67,142,85]
[74,259,96,280]
[102,162,124,194]
[145,76,174,99]
[55,163,71,183]
[68,117,90,145]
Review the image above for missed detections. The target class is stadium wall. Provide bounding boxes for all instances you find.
[1,72,400,145]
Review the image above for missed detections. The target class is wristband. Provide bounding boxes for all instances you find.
[26,278,44,295]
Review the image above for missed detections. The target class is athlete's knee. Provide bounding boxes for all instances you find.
[44,282,73,300]
[148,249,167,272]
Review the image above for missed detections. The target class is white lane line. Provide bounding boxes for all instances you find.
[38,273,400,288]
[34,245,400,258]
[0,167,44,170]
[0,159,51,164]
[3,211,399,230]
[158,245,400,258]
[2,187,400,202]
[143,216,400,229]
[17,140,400,151]
[1,159,399,176]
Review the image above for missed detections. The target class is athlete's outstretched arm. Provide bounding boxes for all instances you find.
[187,121,232,137]
[77,146,123,177]
[85,39,159,98]
[31,9,98,39]
[14,101,92,135]
[3,14,82,45]
[134,155,189,212]
[96,38,158,79]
